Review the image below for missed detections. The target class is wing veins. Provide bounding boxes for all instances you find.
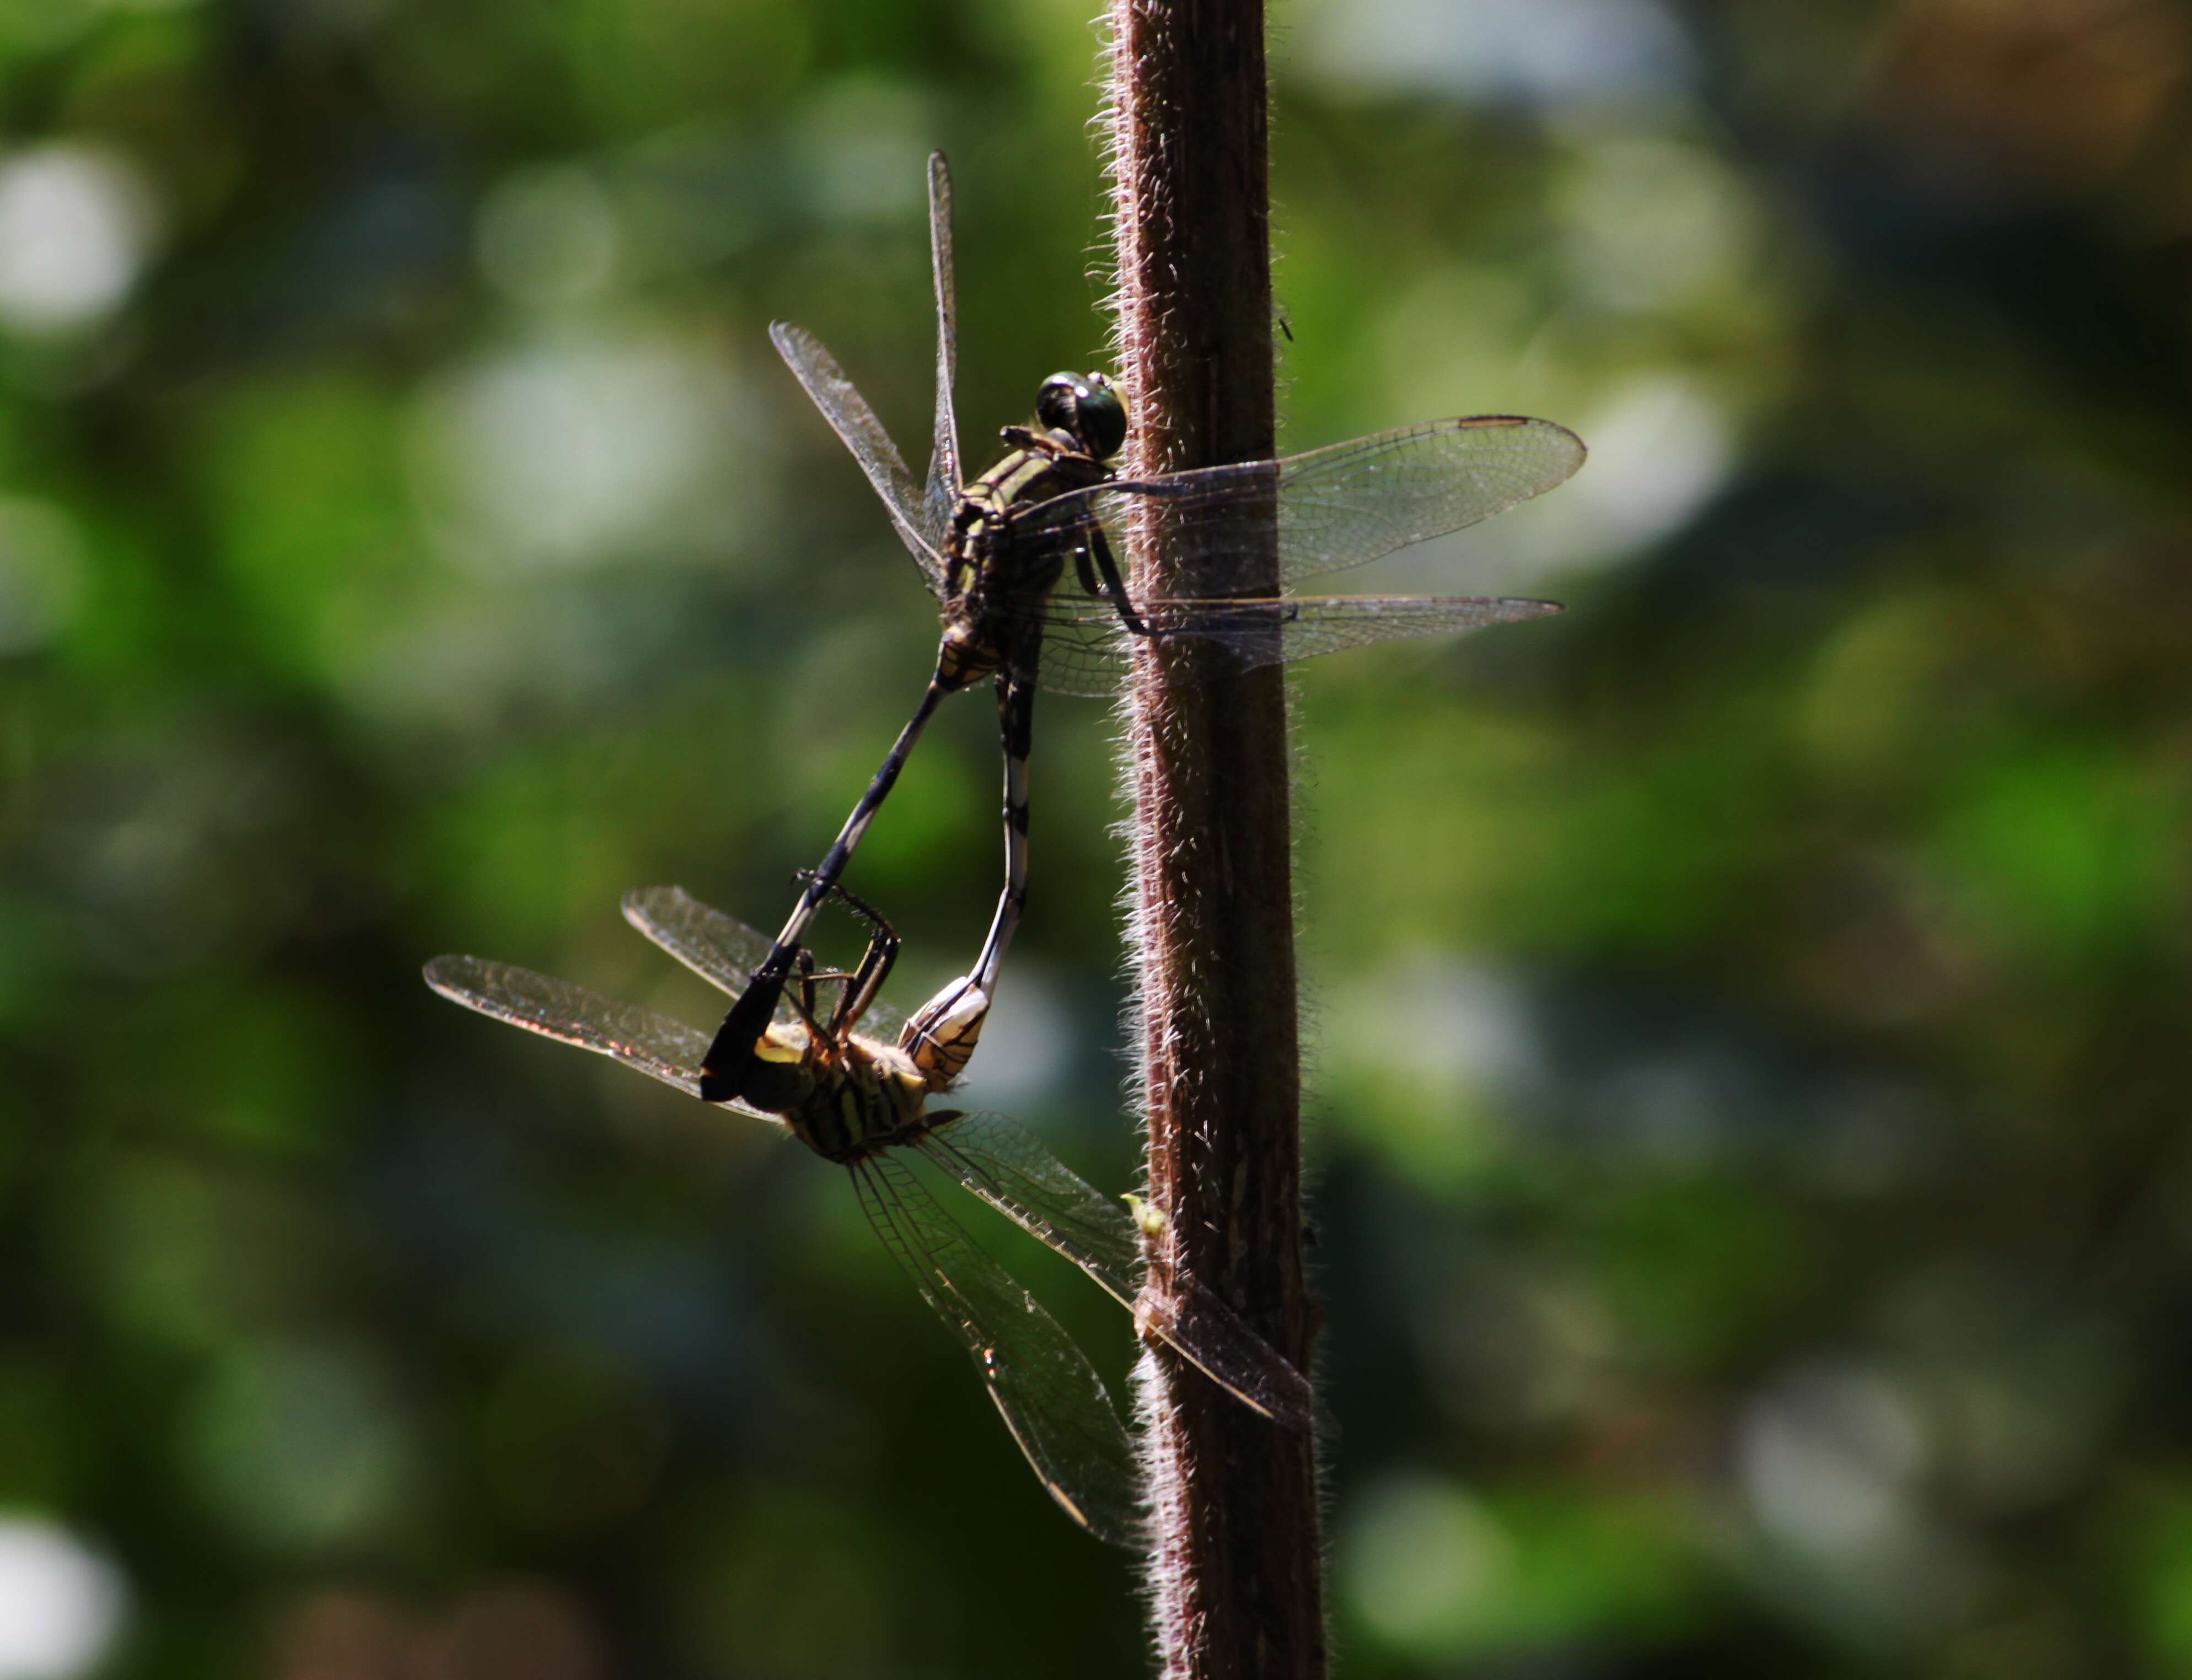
[850,1153,1141,1545]
[919,1113,1318,1429]
[423,955,785,1130]
[921,150,960,549]
[770,321,948,594]
[620,886,910,1041]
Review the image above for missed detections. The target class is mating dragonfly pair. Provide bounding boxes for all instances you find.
[429,887,1314,1543]
[427,153,1584,1542]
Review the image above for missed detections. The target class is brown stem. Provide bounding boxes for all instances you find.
[1105,3,1326,1677]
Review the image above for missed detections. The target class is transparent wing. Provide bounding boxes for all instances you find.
[620,886,771,999]
[1005,593,1566,699]
[1016,414,1584,597]
[621,886,910,1041]
[424,955,789,1129]
[770,321,948,596]
[922,151,960,548]
[851,1153,1141,1546]
[918,1112,1317,1430]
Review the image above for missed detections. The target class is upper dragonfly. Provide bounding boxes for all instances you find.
[427,883,1318,1545]
[701,150,1586,1104]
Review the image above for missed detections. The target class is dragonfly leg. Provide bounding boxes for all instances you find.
[1081,520,1150,637]
[791,946,823,1031]
[805,875,902,1038]
[1072,536,1103,600]
[977,670,1034,999]
[700,669,955,1103]
[900,672,1029,1089]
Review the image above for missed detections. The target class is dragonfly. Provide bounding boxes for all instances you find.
[425,884,1319,1545]
[702,150,1587,1104]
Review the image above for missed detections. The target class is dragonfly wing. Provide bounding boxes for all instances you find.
[921,152,961,552]
[920,1112,1318,1430]
[1014,627,1131,699]
[621,886,911,1041]
[425,954,734,1109]
[851,1153,1141,1546]
[770,321,948,596]
[1013,591,1562,695]
[1263,416,1584,588]
[1018,414,1583,596]
[620,886,769,995]
[917,1113,1142,1292]
[1140,593,1565,669]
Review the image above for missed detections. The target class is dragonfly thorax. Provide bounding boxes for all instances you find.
[937,435,1112,690]
[750,1024,932,1164]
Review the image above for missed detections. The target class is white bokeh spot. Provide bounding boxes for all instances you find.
[1294,0,1695,105]
[941,963,1074,1108]
[1742,1363,1928,1561]
[0,146,158,335]
[0,1519,128,1679]
[408,329,764,571]
[1569,373,1734,550]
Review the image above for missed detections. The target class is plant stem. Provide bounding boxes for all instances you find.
[1106,2,1327,1676]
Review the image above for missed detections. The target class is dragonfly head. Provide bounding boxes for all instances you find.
[736,1024,813,1116]
[1037,371,1126,463]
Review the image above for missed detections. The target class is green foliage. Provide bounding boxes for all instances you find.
[6,0,2192,1674]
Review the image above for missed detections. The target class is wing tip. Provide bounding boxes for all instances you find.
[1454,412,1588,473]
[1548,416,1588,471]
[769,320,820,362]
[620,883,692,928]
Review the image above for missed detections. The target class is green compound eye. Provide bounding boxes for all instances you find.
[1073,373,1126,460]
[1036,371,1127,461]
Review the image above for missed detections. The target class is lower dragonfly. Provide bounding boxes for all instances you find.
[425,883,1317,1545]
[703,150,1586,1102]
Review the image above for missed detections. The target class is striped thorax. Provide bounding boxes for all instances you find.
[740,1019,931,1163]
[736,969,991,1164]
[936,371,1125,691]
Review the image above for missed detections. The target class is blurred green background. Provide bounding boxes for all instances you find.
[6,0,2192,1673]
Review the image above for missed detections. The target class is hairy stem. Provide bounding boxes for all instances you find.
[1106,2,1326,1676]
